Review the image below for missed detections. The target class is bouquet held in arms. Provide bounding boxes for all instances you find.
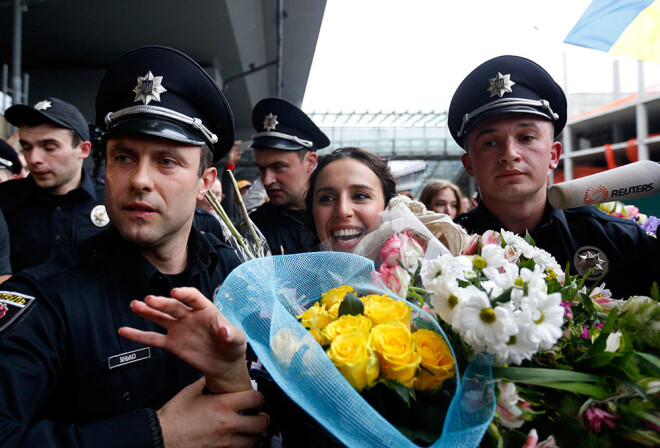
[214,252,495,448]
[297,284,456,444]
[429,229,660,448]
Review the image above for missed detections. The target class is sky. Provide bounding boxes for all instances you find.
[302,0,660,115]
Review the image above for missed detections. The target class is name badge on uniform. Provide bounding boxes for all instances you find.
[107,347,151,370]
[0,291,36,333]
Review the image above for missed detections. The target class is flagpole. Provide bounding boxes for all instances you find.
[635,60,649,161]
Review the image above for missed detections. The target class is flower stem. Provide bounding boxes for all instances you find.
[205,190,255,259]
[226,170,265,258]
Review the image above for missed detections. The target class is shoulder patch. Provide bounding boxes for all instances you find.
[0,291,36,333]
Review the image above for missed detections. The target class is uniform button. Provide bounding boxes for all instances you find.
[56,206,62,212]
[122,392,132,402]
[54,234,61,241]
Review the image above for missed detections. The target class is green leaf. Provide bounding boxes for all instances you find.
[523,230,536,246]
[588,310,617,356]
[492,287,513,305]
[492,367,604,384]
[509,380,610,399]
[637,352,660,372]
[382,379,413,408]
[651,281,659,300]
[338,292,364,317]
[486,423,503,448]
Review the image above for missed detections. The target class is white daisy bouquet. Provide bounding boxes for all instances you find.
[431,230,660,448]
[423,229,565,365]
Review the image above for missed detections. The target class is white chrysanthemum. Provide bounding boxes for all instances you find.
[521,290,564,350]
[493,263,520,291]
[474,244,508,279]
[492,324,539,365]
[429,279,465,324]
[455,288,518,348]
[480,279,505,301]
[501,230,536,260]
[420,254,470,287]
[519,265,548,293]
[528,246,561,272]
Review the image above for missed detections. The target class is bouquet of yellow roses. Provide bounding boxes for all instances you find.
[214,251,495,448]
[297,285,455,443]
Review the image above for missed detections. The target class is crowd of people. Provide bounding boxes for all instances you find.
[0,45,657,448]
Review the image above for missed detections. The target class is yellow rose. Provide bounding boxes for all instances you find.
[369,321,421,387]
[326,332,380,391]
[412,329,456,391]
[321,285,354,317]
[362,294,412,327]
[322,314,372,344]
[297,302,335,331]
[309,328,327,346]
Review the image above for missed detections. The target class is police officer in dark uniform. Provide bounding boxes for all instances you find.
[249,98,330,254]
[0,98,109,272]
[450,55,659,298]
[0,46,268,448]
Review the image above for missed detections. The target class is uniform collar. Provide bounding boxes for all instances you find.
[459,197,571,236]
[28,168,99,200]
[78,169,101,200]
[108,226,216,296]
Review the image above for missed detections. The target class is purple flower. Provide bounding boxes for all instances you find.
[641,215,660,236]
[560,301,573,320]
[582,407,617,432]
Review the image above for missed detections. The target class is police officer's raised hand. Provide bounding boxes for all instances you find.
[157,376,269,448]
[119,286,250,394]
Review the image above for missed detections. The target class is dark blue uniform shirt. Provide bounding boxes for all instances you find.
[455,200,660,298]
[250,202,316,255]
[0,209,10,275]
[0,226,240,448]
[0,170,108,273]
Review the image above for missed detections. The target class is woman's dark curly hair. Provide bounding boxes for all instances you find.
[304,147,397,231]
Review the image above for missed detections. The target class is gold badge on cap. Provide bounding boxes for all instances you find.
[488,72,515,98]
[133,71,167,105]
[34,100,52,111]
[263,113,279,131]
[573,246,608,280]
[90,205,110,228]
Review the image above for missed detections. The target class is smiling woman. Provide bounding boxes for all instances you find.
[305,147,397,252]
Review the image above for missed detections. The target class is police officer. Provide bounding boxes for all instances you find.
[450,55,659,298]
[249,98,329,254]
[0,97,109,272]
[0,46,268,448]
[0,139,21,183]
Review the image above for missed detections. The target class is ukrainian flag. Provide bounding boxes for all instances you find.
[564,0,660,62]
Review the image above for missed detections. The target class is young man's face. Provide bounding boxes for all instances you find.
[19,123,90,195]
[104,134,215,250]
[462,114,561,207]
[254,148,317,210]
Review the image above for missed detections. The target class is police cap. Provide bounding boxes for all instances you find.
[251,97,329,151]
[5,97,90,142]
[96,46,235,162]
[448,55,567,149]
[0,139,20,174]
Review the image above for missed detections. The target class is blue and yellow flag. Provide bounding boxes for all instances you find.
[564,0,660,62]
